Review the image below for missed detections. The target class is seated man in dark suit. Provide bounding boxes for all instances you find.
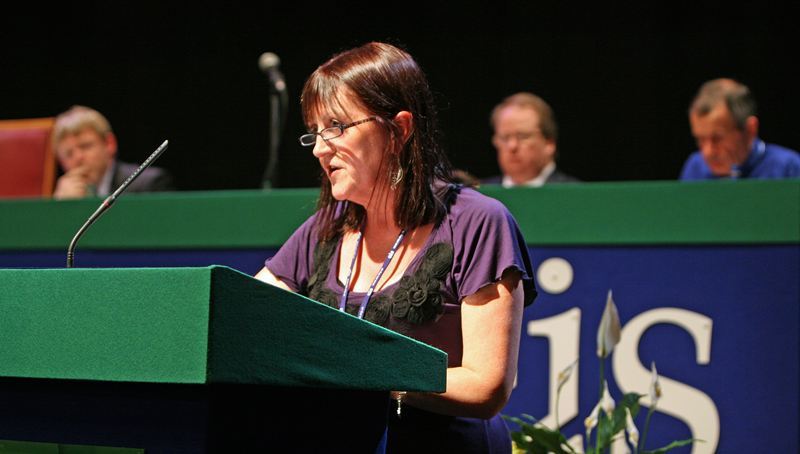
[483,92,579,187]
[680,78,800,180]
[51,105,175,199]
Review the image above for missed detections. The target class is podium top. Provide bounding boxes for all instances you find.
[0,265,446,392]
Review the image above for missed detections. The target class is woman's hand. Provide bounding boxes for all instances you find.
[254,266,292,291]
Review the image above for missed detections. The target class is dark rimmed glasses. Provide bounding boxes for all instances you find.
[298,117,377,147]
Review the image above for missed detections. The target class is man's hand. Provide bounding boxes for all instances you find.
[53,167,94,200]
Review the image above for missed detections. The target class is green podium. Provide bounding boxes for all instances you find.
[0,266,447,453]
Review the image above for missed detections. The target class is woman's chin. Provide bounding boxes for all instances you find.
[330,186,350,202]
[331,187,369,207]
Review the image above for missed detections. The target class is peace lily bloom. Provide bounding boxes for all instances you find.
[584,400,601,433]
[649,361,662,407]
[585,380,616,440]
[601,381,616,415]
[504,291,695,454]
[625,407,639,446]
[554,358,579,429]
[596,290,621,358]
[557,359,578,392]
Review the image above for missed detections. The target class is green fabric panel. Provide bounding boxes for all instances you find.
[0,268,211,383]
[0,439,143,454]
[0,181,796,249]
[0,189,318,250]
[207,266,447,392]
[481,179,800,245]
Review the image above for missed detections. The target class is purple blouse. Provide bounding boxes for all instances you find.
[265,186,536,366]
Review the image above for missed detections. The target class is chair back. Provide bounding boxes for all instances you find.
[0,117,57,198]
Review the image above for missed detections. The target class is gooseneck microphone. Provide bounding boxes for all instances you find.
[66,140,169,268]
[258,51,288,189]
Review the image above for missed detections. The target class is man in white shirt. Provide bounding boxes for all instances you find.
[483,92,579,187]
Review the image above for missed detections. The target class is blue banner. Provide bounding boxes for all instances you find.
[2,243,797,452]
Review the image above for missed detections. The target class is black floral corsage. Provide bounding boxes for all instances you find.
[388,242,453,325]
[306,238,454,327]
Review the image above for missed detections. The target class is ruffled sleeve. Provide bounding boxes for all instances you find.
[264,213,319,293]
[449,188,536,306]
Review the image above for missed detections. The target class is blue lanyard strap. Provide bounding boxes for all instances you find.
[338,228,407,319]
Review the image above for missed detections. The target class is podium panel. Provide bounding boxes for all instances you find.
[0,266,447,452]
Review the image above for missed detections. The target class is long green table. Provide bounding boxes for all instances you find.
[1,180,796,251]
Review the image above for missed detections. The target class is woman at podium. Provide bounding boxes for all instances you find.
[255,41,536,454]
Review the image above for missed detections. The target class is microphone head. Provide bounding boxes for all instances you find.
[258,52,280,72]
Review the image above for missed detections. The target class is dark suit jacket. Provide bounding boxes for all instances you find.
[111,161,176,193]
[480,168,580,186]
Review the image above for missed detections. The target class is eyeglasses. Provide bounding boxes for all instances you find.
[492,131,541,147]
[298,117,377,147]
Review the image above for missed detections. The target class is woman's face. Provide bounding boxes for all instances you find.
[309,94,391,207]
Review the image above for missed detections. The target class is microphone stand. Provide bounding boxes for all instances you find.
[66,140,169,268]
[262,78,288,189]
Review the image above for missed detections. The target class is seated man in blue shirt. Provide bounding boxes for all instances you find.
[680,78,800,180]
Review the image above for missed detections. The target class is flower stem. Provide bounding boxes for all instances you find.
[585,429,592,454]
[599,358,605,407]
[597,358,607,454]
[555,388,561,429]
[639,406,654,452]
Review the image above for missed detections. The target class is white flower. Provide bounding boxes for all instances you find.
[650,361,662,407]
[596,289,621,358]
[601,381,615,416]
[523,434,533,443]
[557,359,578,392]
[583,402,600,432]
[625,407,639,446]
[584,401,601,432]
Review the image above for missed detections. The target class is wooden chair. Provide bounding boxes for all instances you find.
[0,117,57,198]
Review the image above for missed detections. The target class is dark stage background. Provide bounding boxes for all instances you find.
[2,2,797,191]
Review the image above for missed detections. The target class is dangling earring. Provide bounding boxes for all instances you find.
[390,166,404,190]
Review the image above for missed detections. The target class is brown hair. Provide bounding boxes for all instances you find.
[51,105,113,151]
[689,78,757,130]
[301,42,454,241]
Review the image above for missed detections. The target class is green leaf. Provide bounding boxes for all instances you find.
[509,431,535,451]
[502,414,540,428]
[529,427,573,454]
[610,392,644,435]
[521,413,539,423]
[594,392,643,451]
[642,438,698,454]
[595,410,618,450]
[502,415,529,427]
[502,414,578,454]
[619,392,644,417]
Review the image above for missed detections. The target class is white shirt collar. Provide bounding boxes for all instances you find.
[501,162,556,188]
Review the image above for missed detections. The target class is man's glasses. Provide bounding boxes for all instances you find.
[492,131,541,147]
[298,117,377,147]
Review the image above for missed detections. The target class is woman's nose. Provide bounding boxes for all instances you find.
[312,137,334,158]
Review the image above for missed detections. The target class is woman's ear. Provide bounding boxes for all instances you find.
[393,111,414,145]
